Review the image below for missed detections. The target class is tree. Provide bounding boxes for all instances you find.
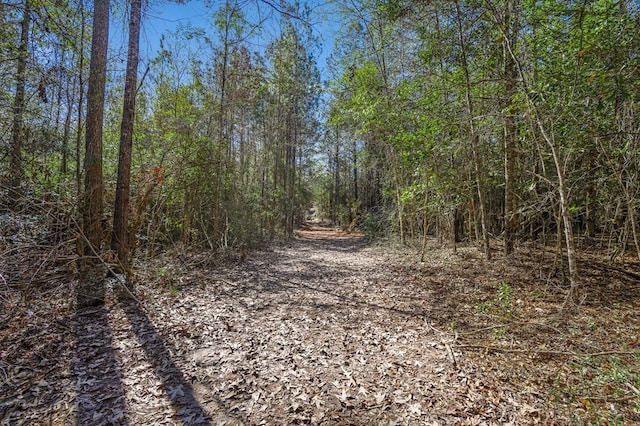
[8,0,30,209]
[502,0,519,256]
[111,0,142,273]
[265,19,320,236]
[454,0,491,260]
[78,0,109,308]
[485,0,580,298]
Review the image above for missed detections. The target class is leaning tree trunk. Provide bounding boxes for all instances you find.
[547,139,579,299]
[78,0,109,308]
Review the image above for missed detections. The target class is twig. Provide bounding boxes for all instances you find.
[426,321,459,367]
[579,394,638,403]
[426,321,447,335]
[0,272,18,328]
[213,278,236,287]
[457,344,571,356]
[627,382,640,396]
[587,261,640,281]
[445,342,457,368]
[585,350,637,357]
[76,306,103,316]
[257,0,312,25]
[457,325,507,336]
[456,344,636,358]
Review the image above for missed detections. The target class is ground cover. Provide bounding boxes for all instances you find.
[1,223,639,424]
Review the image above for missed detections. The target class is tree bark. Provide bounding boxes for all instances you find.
[333,131,340,223]
[352,137,358,204]
[79,0,109,308]
[8,0,30,210]
[112,0,142,271]
[62,72,74,175]
[75,0,86,198]
[503,0,519,255]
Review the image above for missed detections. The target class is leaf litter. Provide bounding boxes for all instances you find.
[1,222,639,424]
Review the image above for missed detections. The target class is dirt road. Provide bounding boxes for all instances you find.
[2,224,565,424]
[108,224,556,424]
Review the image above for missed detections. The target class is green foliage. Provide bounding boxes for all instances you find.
[2,0,640,274]
[360,209,388,238]
[475,281,515,320]
[157,265,181,288]
[323,0,640,258]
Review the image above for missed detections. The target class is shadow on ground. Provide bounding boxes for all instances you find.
[72,296,215,425]
[73,305,129,425]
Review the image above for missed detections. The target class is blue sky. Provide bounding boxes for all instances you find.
[109,0,342,81]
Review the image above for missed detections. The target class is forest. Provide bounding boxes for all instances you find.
[1,0,639,423]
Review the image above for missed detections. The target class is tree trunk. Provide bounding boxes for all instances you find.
[333,131,340,223]
[75,1,86,198]
[112,0,141,273]
[8,0,30,210]
[352,137,358,204]
[78,0,109,308]
[487,0,579,301]
[61,74,74,175]
[390,148,405,244]
[503,0,519,255]
[455,0,491,260]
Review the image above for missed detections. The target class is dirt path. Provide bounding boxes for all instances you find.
[2,224,579,424]
[110,224,557,424]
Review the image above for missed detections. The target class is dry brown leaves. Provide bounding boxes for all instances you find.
[2,222,639,424]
